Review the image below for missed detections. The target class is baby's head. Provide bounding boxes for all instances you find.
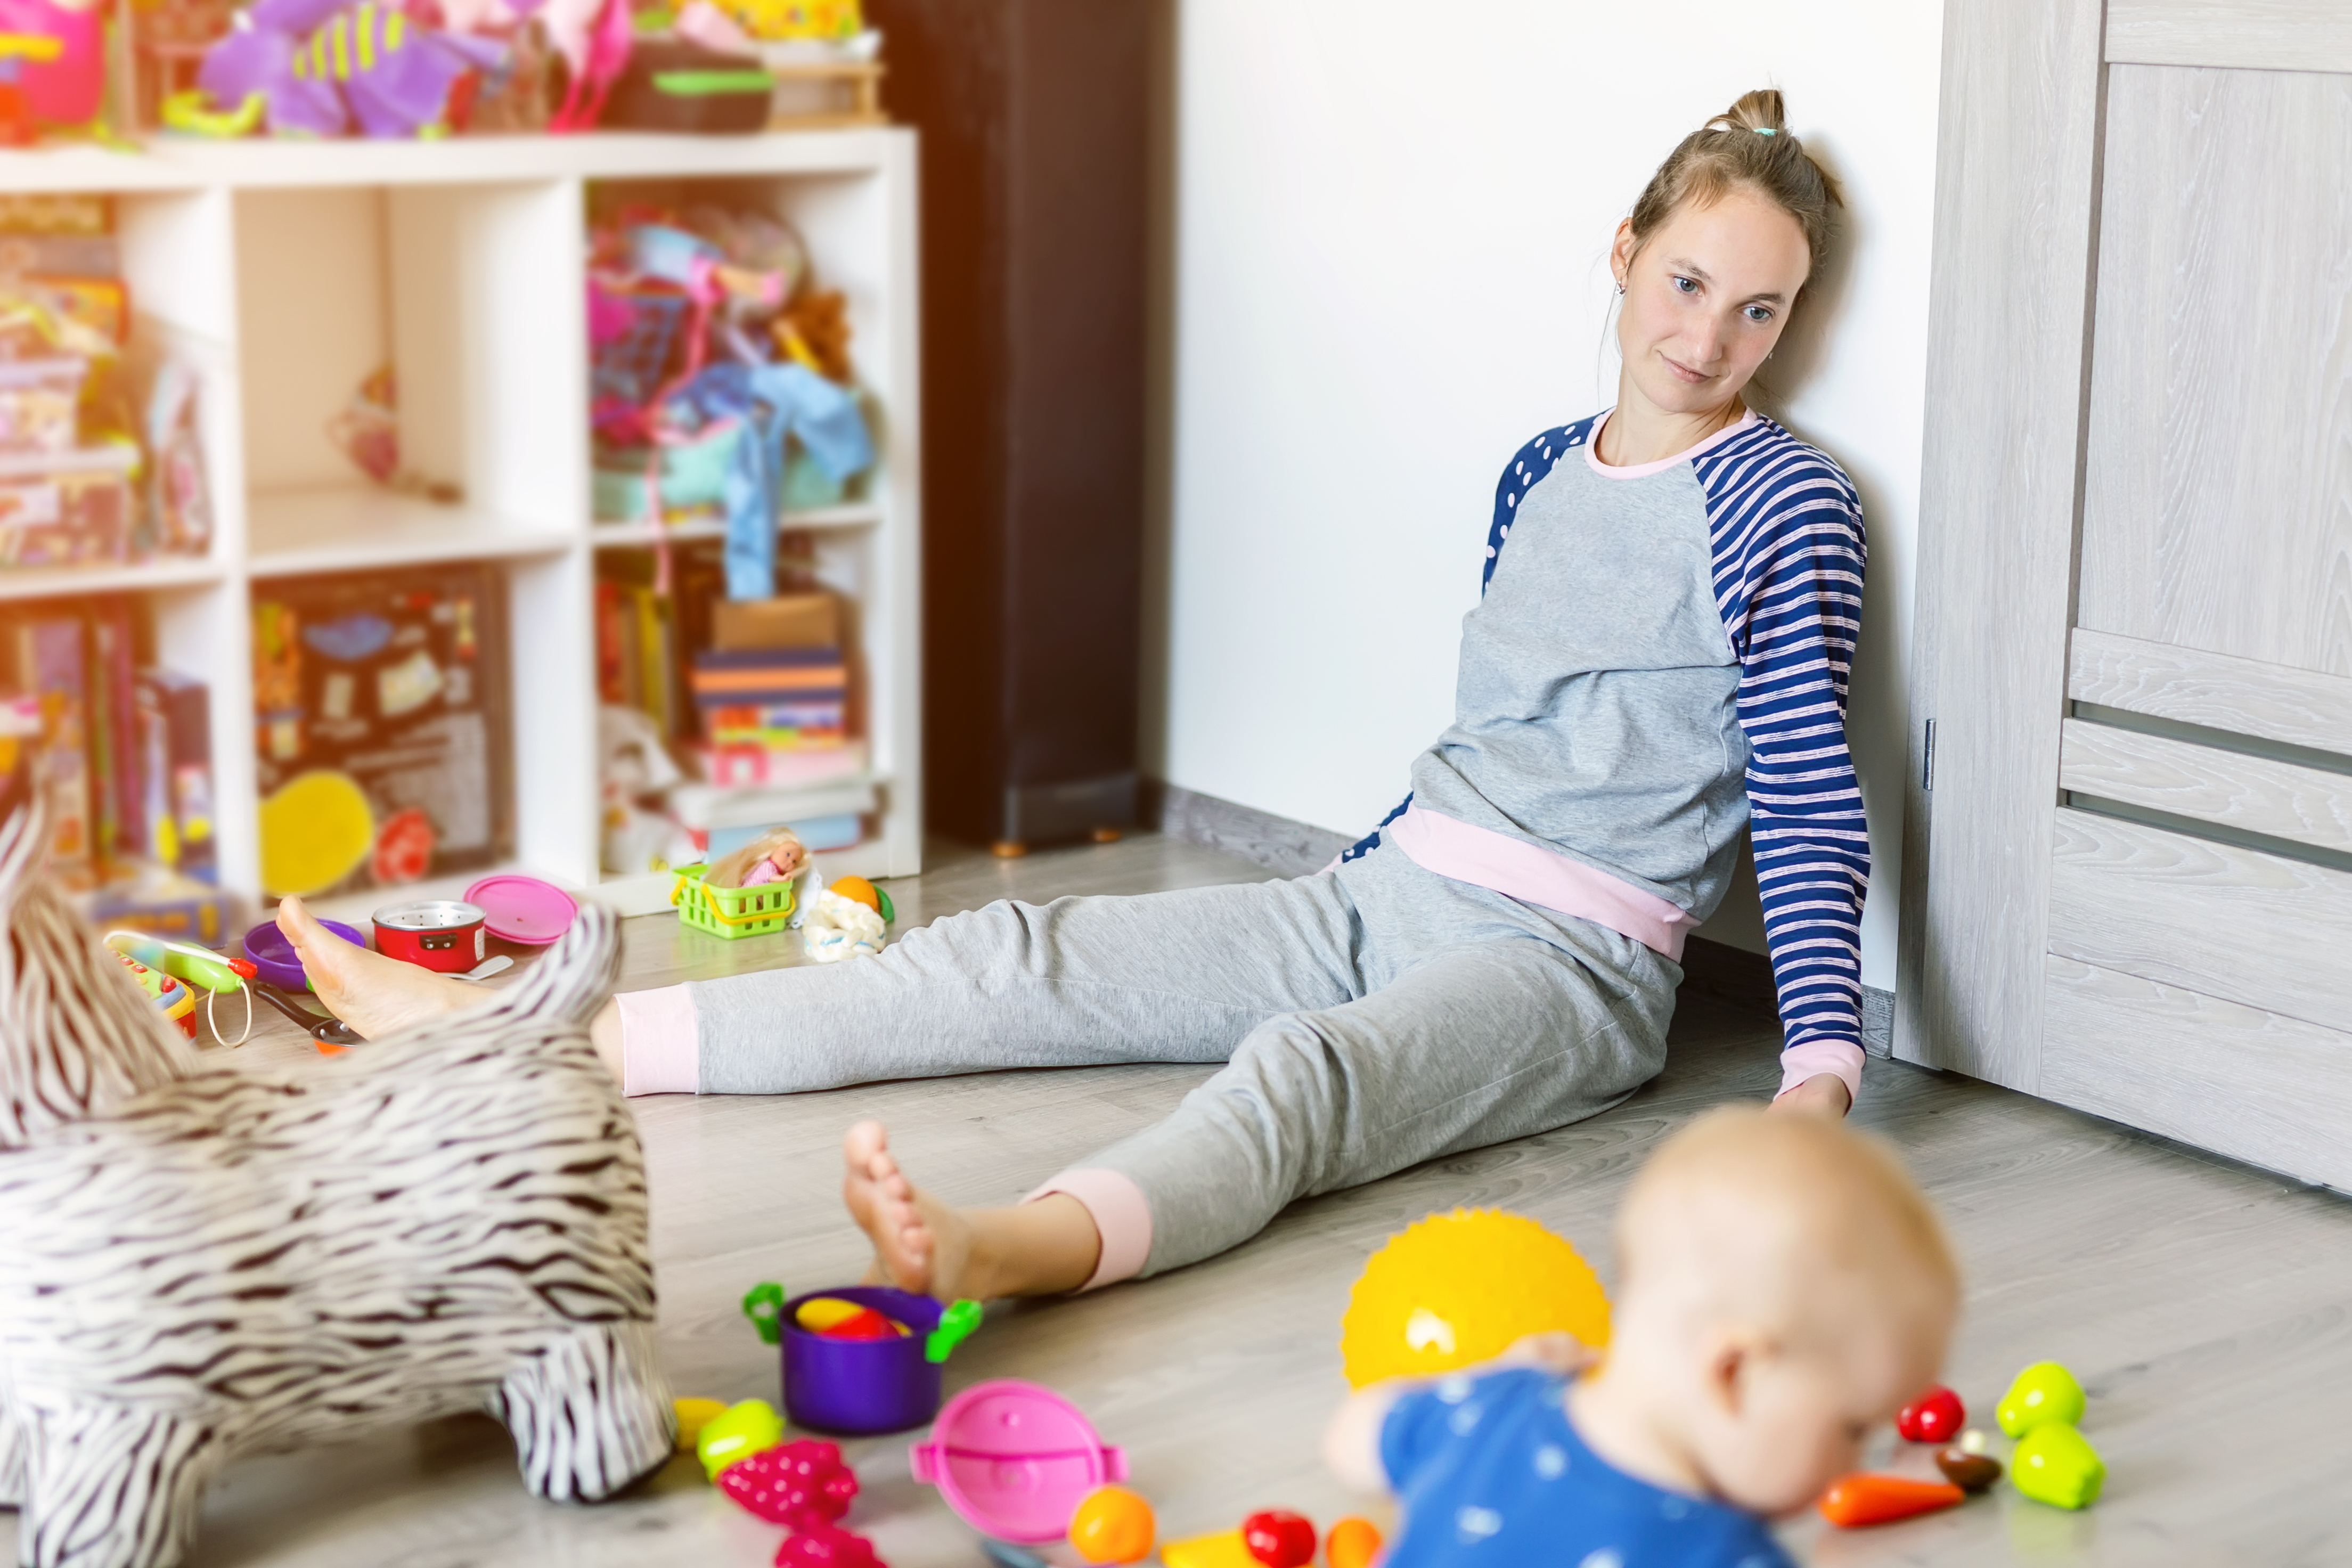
[1604,1108,1959,1515]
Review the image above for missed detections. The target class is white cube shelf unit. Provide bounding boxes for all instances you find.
[0,131,923,918]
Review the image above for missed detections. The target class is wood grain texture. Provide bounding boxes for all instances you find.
[2044,953,2352,1192]
[2106,0,2352,72]
[2070,625,2352,754]
[2048,805,2352,1034]
[1895,0,2106,1085]
[2078,65,2352,677]
[2059,715,2352,853]
[33,832,2352,1566]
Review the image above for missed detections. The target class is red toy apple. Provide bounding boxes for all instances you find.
[1242,1510,1317,1568]
[1895,1385,1965,1444]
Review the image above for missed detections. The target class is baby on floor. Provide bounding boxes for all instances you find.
[1322,1108,1960,1566]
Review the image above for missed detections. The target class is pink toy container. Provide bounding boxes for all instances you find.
[909,1379,1128,1545]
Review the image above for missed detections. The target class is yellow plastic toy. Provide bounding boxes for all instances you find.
[1159,1531,1255,1568]
[258,769,375,896]
[673,1396,730,1453]
[1339,1208,1610,1387]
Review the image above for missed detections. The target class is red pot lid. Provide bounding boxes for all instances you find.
[461,874,579,946]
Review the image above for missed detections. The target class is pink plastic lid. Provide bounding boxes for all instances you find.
[461,874,579,946]
[908,1379,1128,1544]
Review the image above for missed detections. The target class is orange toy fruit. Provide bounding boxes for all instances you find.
[1068,1483,1156,1564]
[829,876,881,914]
[1817,1473,1966,1528]
[1325,1517,1383,1568]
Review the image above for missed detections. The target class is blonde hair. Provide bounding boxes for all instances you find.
[1628,89,1844,294]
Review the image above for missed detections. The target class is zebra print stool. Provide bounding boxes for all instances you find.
[0,810,675,1568]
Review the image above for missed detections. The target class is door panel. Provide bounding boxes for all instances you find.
[2105,0,2352,73]
[2044,955,2352,1191]
[2077,65,2352,677]
[2057,717,2352,856]
[2070,627,2352,753]
[2047,807,2352,1036]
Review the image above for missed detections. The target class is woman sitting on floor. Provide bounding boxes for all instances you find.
[281,88,1869,1306]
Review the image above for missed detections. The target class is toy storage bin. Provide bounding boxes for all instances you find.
[0,358,88,454]
[669,861,796,938]
[592,422,742,520]
[0,444,138,566]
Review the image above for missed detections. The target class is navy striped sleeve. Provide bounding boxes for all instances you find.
[1693,420,1869,1055]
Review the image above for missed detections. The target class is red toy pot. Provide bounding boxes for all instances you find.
[372,900,487,973]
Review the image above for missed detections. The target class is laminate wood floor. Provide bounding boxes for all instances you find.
[17,835,2352,1566]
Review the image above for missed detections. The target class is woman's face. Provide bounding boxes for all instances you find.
[1611,187,1811,416]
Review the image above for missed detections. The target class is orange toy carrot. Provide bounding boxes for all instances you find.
[1817,1473,1966,1528]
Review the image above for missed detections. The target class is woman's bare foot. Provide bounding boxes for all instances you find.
[841,1120,1101,1302]
[276,895,488,1041]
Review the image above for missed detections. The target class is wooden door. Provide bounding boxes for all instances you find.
[1900,0,2352,1189]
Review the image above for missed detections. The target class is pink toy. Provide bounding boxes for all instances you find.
[909,1379,1128,1545]
[718,1438,859,1529]
[776,1524,885,1568]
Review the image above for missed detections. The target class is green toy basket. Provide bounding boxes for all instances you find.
[669,863,797,940]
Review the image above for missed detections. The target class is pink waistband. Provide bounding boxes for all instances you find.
[1385,804,1698,961]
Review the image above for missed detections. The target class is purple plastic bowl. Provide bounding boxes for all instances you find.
[242,917,368,992]
[782,1286,945,1435]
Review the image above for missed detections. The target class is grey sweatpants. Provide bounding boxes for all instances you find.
[689,842,1680,1276]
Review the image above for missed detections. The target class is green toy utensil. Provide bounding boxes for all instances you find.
[925,1298,983,1363]
[742,1280,788,1345]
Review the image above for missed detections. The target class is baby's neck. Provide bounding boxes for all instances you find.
[1564,1361,1712,1500]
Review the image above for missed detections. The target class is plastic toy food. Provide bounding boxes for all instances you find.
[1896,1384,1965,1443]
[675,1396,731,1452]
[797,1295,869,1332]
[1816,1473,1966,1528]
[829,875,882,914]
[1935,1446,2003,1493]
[1341,1208,1610,1387]
[1325,1517,1383,1568]
[745,1280,789,1344]
[1997,1361,2086,1438]
[2012,1423,2105,1510]
[1068,1484,1156,1564]
[819,1306,908,1341]
[1159,1531,1257,1568]
[1240,1510,1316,1568]
[698,1398,787,1480]
[775,1523,886,1568]
[719,1437,860,1527]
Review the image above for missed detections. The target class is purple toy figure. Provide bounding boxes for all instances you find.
[199,0,513,136]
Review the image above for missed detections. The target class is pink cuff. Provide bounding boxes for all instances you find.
[616,984,700,1097]
[1387,805,1698,960]
[1025,1167,1153,1292]
[1774,1041,1864,1107]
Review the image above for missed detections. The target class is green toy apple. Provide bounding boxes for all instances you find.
[696,1397,785,1480]
[1996,1360,2085,1437]
[2012,1422,2105,1509]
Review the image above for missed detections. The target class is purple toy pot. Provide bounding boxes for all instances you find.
[243,917,367,992]
[782,1286,945,1435]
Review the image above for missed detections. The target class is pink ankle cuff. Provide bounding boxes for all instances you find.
[1025,1167,1153,1291]
[616,984,699,1097]
[1775,1040,1864,1107]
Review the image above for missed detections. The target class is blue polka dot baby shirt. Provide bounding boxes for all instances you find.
[1378,1368,1794,1568]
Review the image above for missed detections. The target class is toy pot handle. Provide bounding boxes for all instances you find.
[1104,1446,1128,1483]
[909,1441,938,1484]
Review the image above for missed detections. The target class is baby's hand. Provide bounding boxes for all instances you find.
[1493,1332,1602,1377]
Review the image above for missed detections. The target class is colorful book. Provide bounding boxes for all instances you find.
[13,617,91,868]
[136,669,215,881]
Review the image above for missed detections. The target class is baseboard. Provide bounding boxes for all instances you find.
[1142,778,1894,1055]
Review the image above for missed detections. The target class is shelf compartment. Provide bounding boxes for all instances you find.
[0,556,226,602]
[588,501,881,547]
[246,489,573,578]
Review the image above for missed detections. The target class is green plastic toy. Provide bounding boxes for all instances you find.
[696,1398,785,1480]
[1996,1361,2086,1438]
[742,1280,788,1345]
[2012,1422,2105,1509]
[925,1298,983,1363]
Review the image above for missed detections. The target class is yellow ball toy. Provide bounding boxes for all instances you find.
[1340,1208,1610,1388]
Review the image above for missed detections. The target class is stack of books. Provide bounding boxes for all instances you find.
[691,644,859,787]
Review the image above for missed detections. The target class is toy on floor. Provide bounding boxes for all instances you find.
[775,1523,886,1567]
[720,1436,859,1526]
[745,1279,790,1343]
[1816,1473,1966,1528]
[1935,1446,2002,1493]
[911,1379,1127,1544]
[781,1285,974,1432]
[1997,1360,2085,1436]
[114,945,198,1037]
[804,885,886,962]
[675,1395,731,1451]
[105,929,256,1046]
[1324,1517,1383,1568]
[1068,1483,1156,1564]
[697,1396,787,1479]
[828,873,895,922]
[1896,1383,1965,1443]
[1240,1509,1316,1567]
[707,822,805,888]
[2012,1422,2104,1510]
[1339,1207,1610,1386]
[0,808,673,1568]
[1159,1531,1257,1568]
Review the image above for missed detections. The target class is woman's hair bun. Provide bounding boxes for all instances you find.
[1712,89,1788,137]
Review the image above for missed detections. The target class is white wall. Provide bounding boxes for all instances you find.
[1144,0,1943,987]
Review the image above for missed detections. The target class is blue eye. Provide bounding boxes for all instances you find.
[1744,304,1774,324]
[1672,276,1699,295]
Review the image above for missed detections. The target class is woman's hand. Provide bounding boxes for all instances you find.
[1770,1072,1852,1118]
